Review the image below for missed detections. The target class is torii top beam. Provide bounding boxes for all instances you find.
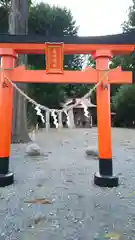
[0,30,135,55]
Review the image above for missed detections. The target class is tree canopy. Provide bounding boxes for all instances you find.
[112,85,135,127]
[110,0,135,127]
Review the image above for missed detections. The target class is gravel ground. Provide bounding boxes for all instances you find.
[1,127,135,240]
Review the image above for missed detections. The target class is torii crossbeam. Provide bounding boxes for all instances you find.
[0,32,134,187]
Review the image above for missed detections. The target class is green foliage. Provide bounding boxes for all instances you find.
[110,0,135,127]
[28,3,78,36]
[28,83,66,109]
[28,65,67,108]
[122,0,135,31]
[112,85,135,127]
[88,55,96,69]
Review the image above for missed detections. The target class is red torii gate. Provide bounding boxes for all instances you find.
[0,32,134,187]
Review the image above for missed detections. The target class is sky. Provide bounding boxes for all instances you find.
[36,0,133,36]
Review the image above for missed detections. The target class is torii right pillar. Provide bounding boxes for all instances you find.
[92,50,132,187]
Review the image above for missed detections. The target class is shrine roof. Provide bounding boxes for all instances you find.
[62,98,96,108]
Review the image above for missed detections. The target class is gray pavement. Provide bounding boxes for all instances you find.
[0,128,135,239]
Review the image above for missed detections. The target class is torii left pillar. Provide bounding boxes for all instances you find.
[0,49,16,187]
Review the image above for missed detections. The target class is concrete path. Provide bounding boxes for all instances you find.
[0,128,135,240]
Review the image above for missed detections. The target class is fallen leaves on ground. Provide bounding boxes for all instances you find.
[24,198,52,204]
[128,191,135,197]
[104,232,121,240]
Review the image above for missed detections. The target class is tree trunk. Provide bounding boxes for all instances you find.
[9,0,30,143]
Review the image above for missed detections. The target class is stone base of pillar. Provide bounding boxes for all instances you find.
[0,172,14,187]
[94,172,119,187]
[94,158,119,187]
